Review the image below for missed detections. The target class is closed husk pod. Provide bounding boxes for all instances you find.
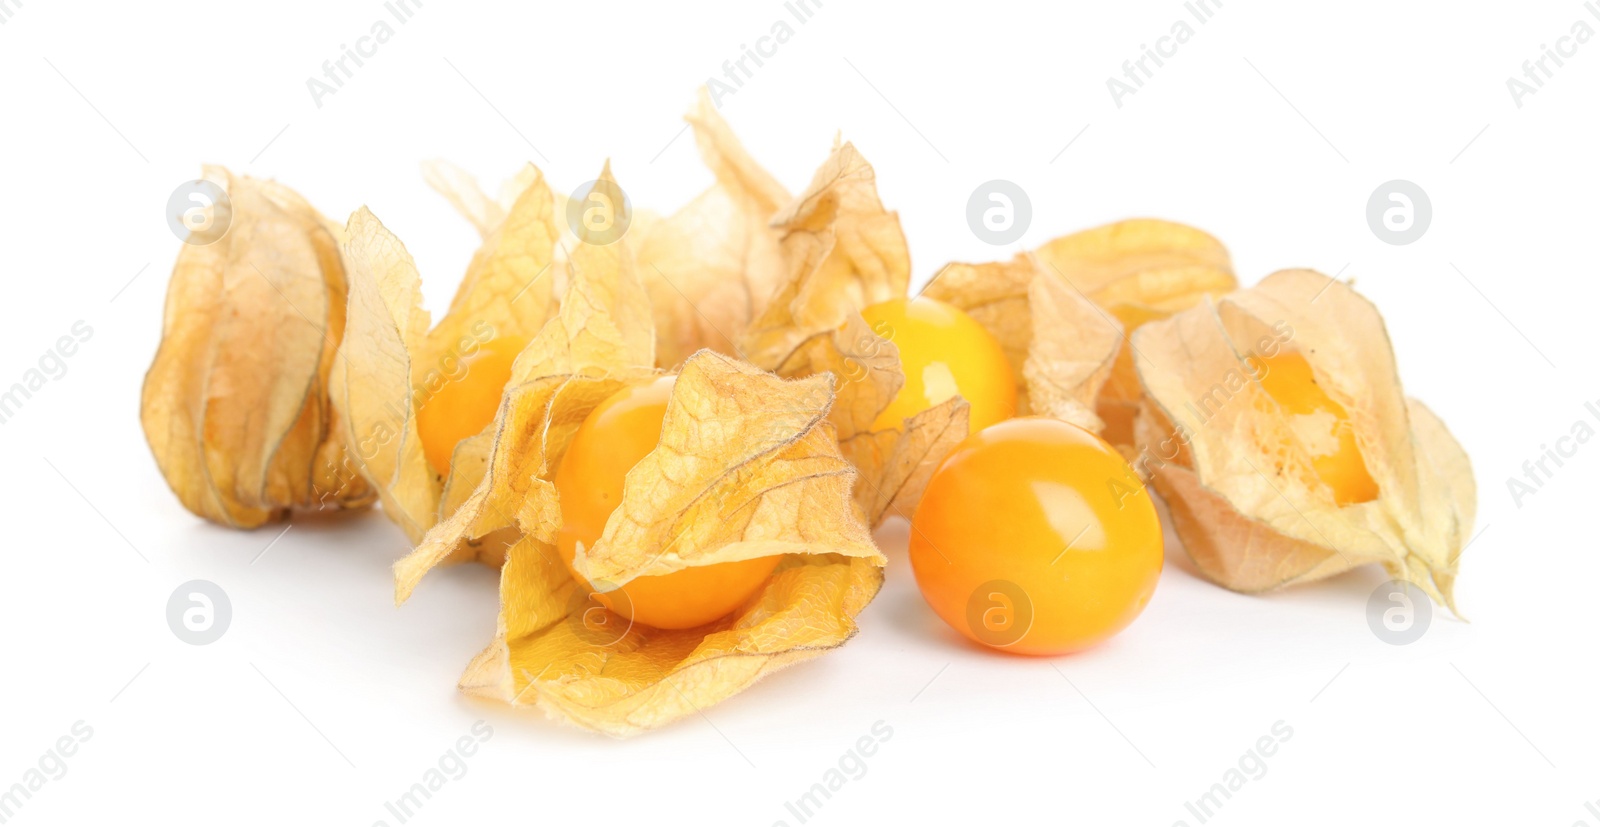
[141,168,372,527]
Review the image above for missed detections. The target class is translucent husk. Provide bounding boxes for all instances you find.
[921,255,1125,434]
[140,168,373,528]
[634,88,792,368]
[453,350,884,737]
[926,218,1237,444]
[382,161,884,735]
[736,138,973,525]
[1130,269,1476,611]
[330,163,562,546]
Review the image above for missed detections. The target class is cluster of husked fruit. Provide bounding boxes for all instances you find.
[141,91,1474,735]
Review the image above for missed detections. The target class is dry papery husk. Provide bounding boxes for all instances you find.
[384,191,883,735]
[330,160,564,551]
[632,88,792,368]
[387,161,658,595]
[428,96,970,530]
[736,137,976,526]
[459,352,883,737]
[1131,269,1476,611]
[918,253,1125,436]
[925,218,1237,446]
[377,100,791,567]
[428,89,787,374]
[141,167,373,528]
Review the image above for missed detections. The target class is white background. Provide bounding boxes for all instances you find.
[1,1,1596,824]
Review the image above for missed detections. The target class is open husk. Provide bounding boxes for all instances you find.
[330,163,562,547]
[388,164,885,734]
[141,167,373,527]
[1130,269,1476,611]
[457,351,883,737]
[921,255,1126,434]
[390,163,659,598]
[926,218,1237,445]
[634,89,791,367]
[736,139,972,525]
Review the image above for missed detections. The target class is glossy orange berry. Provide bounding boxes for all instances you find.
[910,417,1163,655]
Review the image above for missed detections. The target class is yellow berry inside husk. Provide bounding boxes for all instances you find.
[1256,351,1379,505]
[553,376,783,630]
[416,336,527,476]
[859,296,1017,434]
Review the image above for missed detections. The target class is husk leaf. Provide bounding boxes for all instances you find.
[1131,269,1475,611]
[927,218,1236,444]
[332,162,564,544]
[636,89,791,367]
[462,350,883,736]
[392,162,658,599]
[141,168,373,528]
[923,255,1123,433]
